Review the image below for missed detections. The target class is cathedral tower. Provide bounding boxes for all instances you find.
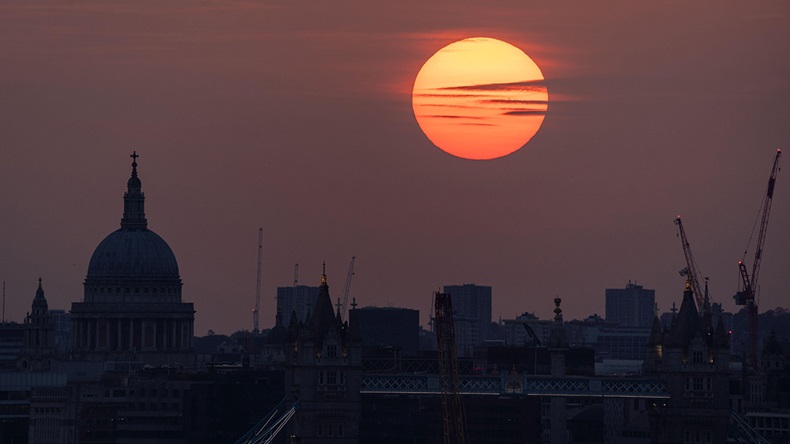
[17,279,55,371]
[69,153,195,367]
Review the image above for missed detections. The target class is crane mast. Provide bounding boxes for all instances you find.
[253,228,263,334]
[674,216,708,311]
[734,149,781,368]
[434,291,466,444]
[340,256,356,319]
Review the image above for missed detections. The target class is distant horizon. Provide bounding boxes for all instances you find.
[5,278,787,338]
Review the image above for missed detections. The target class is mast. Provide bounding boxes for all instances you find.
[253,228,262,334]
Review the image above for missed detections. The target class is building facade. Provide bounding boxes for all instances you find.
[349,307,419,356]
[442,284,492,355]
[605,282,655,328]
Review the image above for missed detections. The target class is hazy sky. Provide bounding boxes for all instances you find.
[1,1,789,335]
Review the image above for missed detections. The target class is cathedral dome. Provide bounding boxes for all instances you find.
[87,228,179,278]
[84,152,180,281]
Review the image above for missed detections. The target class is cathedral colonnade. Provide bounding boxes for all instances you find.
[70,317,194,352]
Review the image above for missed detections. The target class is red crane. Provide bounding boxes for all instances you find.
[734,149,781,368]
[434,291,466,444]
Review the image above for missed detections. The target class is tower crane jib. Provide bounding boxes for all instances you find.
[674,216,709,311]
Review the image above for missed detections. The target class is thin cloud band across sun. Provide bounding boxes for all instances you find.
[412,37,548,160]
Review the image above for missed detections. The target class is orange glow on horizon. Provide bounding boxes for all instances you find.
[412,37,548,160]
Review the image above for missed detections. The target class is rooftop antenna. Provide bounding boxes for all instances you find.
[253,228,262,334]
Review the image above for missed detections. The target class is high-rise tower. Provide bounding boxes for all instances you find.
[605,282,655,328]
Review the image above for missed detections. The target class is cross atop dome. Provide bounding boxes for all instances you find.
[121,151,147,230]
[130,151,140,176]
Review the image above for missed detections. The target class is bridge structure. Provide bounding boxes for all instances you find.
[361,373,669,399]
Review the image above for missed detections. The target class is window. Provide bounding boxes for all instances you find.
[693,377,702,391]
[327,371,337,385]
[692,350,704,364]
[327,344,337,358]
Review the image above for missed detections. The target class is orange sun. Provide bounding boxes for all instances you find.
[412,37,548,160]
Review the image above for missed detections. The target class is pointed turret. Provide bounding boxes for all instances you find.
[305,263,339,341]
[668,280,701,349]
[647,316,663,347]
[32,278,48,312]
[120,151,148,230]
[20,278,55,368]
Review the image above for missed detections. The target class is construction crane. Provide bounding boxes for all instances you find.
[253,228,263,334]
[674,216,708,312]
[340,256,356,319]
[733,149,781,368]
[434,291,466,444]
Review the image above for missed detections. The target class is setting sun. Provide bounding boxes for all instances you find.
[412,37,548,160]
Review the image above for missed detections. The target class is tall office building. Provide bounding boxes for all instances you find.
[442,284,492,354]
[275,285,319,328]
[605,282,655,328]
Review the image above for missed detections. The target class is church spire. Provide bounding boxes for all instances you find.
[33,278,47,308]
[120,151,148,230]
